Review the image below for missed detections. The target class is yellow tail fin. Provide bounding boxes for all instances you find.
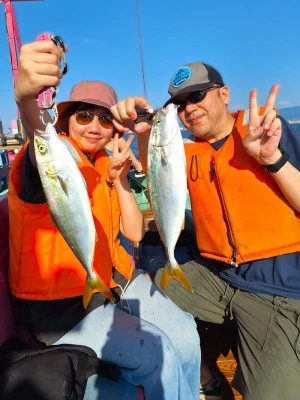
[83,274,115,309]
[83,280,94,309]
[160,263,194,293]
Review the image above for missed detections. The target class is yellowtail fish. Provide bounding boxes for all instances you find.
[34,123,114,308]
[147,104,194,292]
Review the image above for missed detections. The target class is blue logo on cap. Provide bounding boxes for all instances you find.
[172,67,191,88]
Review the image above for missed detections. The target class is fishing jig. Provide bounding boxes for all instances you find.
[36,32,67,126]
[135,108,157,123]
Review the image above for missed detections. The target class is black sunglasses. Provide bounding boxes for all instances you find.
[74,110,113,128]
[173,84,224,111]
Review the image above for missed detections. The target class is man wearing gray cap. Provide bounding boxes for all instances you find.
[112,62,300,400]
[164,62,225,105]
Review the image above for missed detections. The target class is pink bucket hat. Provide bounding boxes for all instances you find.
[57,81,117,131]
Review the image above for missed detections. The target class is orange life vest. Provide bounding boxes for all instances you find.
[8,135,133,300]
[184,109,300,265]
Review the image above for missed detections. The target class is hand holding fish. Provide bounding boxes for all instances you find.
[110,96,153,135]
[16,40,64,104]
[111,96,154,175]
[242,84,282,165]
[15,39,66,141]
[108,133,134,181]
[107,133,145,242]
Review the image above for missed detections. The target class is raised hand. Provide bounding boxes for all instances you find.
[242,84,282,165]
[15,40,64,103]
[110,96,153,135]
[15,40,65,143]
[108,133,134,181]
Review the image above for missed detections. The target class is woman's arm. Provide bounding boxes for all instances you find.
[15,40,65,166]
[107,134,145,242]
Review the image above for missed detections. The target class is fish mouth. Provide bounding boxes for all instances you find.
[159,108,168,116]
[34,128,51,140]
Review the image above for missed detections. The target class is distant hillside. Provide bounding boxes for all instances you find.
[278,106,300,121]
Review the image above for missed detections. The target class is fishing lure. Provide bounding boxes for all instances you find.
[36,32,67,126]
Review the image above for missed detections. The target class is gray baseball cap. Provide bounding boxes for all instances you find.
[164,62,224,107]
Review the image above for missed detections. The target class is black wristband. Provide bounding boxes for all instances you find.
[260,150,289,173]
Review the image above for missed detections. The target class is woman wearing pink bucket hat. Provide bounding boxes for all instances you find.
[7,38,200,399]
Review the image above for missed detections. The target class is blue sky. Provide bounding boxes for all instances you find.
[0,0,299,132]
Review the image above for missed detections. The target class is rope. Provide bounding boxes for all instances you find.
[118,279,132,314]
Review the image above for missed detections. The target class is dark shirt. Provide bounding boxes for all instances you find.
[20,146,46,203]
[209,116,300,299]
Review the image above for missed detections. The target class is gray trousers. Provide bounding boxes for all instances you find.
[153,259,300,400]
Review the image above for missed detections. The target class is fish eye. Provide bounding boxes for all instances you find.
[38,144,47,155]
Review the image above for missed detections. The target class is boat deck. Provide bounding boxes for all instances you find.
[197,320,242,400]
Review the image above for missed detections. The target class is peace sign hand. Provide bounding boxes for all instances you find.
[242,84,282,165]
[108,133,134,181]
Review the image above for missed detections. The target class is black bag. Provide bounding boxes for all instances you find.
[0,338,121,400]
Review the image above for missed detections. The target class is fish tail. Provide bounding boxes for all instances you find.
[160,263,194,293]
[95,275,115,303]
[82,273,115,309]
[83,277,94,309]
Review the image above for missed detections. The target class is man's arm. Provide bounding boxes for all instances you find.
[243,85,300,212]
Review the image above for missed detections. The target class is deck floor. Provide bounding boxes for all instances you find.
[218,353,242,400]
[197,321,242,400]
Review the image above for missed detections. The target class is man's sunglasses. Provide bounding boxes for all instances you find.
[173,84,224,111]
[74,110,113,129]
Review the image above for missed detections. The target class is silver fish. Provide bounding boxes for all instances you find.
[34,123,114,308]
[147,104,194,292]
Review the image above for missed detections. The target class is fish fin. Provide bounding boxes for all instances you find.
[161,148,169,164]
[82,273,115,309]
[160,263,194,293]
[58,175,69,197]
[60,138,83,162]
[95,279,115,304]
[88,272,115,304]
[154,147,169,164]
[59,138,88,190]
[83,278,94,309]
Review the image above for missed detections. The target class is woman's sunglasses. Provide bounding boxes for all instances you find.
[74,110,113,129]
[173,84,224,111]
